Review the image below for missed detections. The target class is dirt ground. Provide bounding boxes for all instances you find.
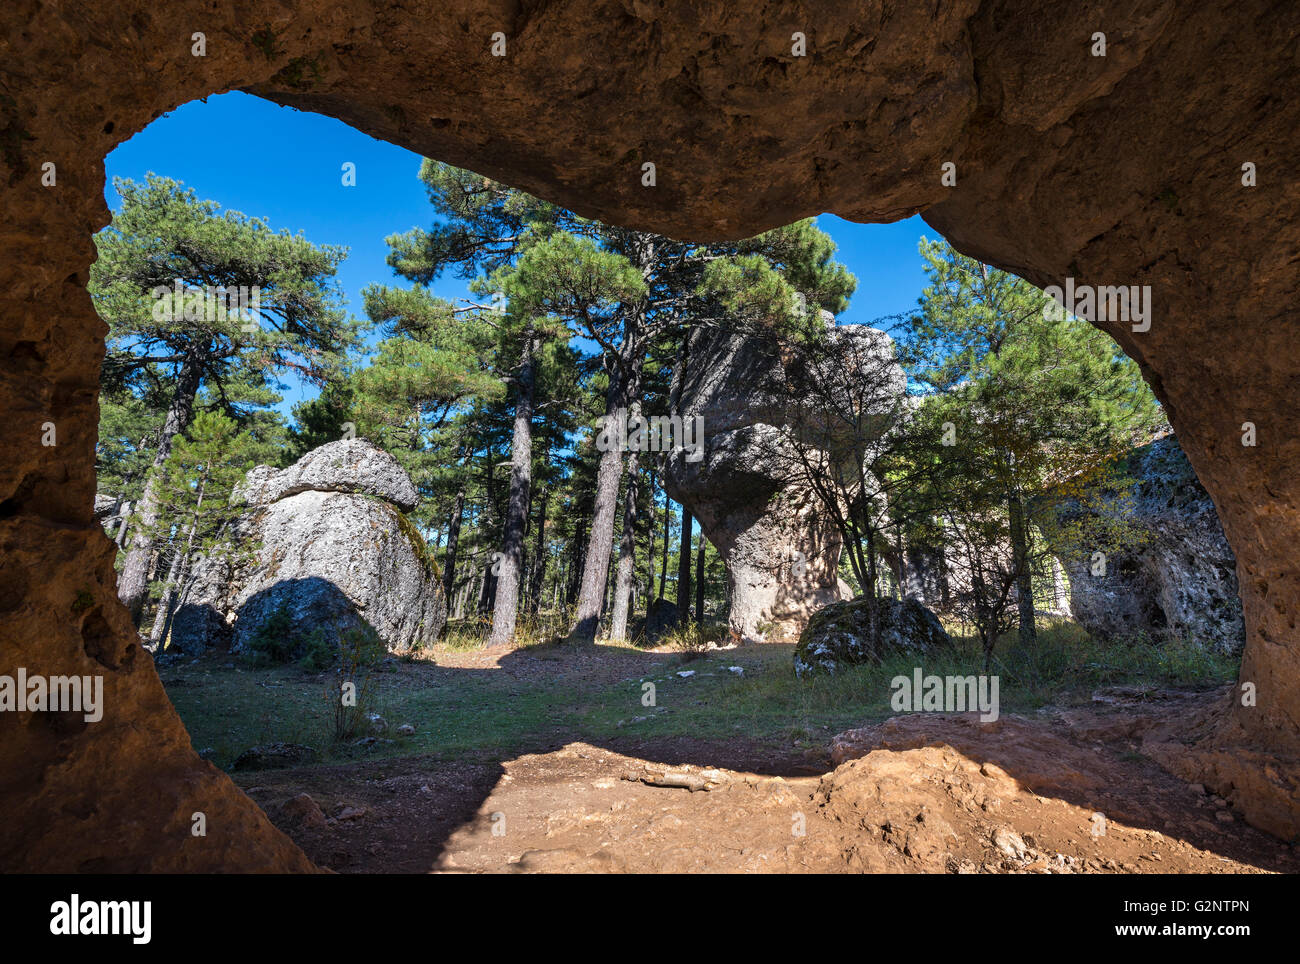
[229,644,1299,874]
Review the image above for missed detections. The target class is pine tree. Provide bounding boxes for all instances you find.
[92,175,359,622]
[143,410,261,647]
[904,239,1166,659]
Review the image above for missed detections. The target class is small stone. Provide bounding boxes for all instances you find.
[1215,810,1234,823]
[676,670,695,678]
[992,827,1028,860]
[396,723,415,736]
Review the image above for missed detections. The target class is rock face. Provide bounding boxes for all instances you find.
[6,0,1300,869]
[794,596,953,677]
[1056,436,1245,654]
[662,320,905,641]
[172,440,446,656]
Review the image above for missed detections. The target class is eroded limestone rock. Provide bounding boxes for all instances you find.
[172,440,445,656]
[662,321,905,641]
[1055,436,1244,654]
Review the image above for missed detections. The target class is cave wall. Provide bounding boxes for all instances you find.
[3,0,1298,867]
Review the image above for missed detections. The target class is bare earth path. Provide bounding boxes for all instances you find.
[213,644,1298,874]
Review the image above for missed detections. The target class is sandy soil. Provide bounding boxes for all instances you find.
[232,648,1298,874]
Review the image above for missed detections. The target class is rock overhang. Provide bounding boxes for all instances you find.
[4,0,1300,869]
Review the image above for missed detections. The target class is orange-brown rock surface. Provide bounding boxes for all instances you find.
[2,0,1298,869]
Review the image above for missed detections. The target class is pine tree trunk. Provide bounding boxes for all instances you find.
[117,357,203,622]
[643,472,657,605]
[609,422,641,641]
[114,502,131,548]
[676,507,693,625]
[658,498,671,600]
[569,424,625,640]
[867,532,880,643]
[695,534,706,623]
[487,329,535,646]
[147,542,183,649]
[1008,492,1037,646]
[147,469,207,650]
[569,328,641,643]
[473,565,487,617]
[441,481,466,607]
[527,490,548,616]
[567,512,587,607]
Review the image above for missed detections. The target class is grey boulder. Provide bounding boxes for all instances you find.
[794,596,952,677]
[171,439,445,656]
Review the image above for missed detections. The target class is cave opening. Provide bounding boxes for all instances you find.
[4,3,1300,872]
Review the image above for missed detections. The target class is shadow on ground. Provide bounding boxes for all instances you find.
[158,640,1296,874]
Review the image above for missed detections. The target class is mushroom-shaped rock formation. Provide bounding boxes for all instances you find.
[171,440,445,657]
[661,320,906,641]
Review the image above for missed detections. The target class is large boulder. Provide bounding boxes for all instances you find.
[171,440,445,656]
[662,316,906,641]
[1055,435,1244,654]
[794,596,952,677]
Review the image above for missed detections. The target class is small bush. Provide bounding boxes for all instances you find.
[326,624,386,742]
[662,621,729,660]
[246,605,389,673]
[300,628,335,672]
[245,603,298,665]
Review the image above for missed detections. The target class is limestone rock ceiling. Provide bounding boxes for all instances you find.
[2,0,1298,869]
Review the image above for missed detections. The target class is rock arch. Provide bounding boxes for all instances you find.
[2,1,1297,868]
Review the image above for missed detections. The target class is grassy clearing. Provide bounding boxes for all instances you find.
[160,619,1238,772]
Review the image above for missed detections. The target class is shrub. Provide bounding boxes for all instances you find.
[326,624,386,742]
[662,621,729,661]
[245,603,298,665]
[300,628,335,672]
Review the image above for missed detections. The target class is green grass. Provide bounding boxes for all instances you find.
[162,620,1239,771]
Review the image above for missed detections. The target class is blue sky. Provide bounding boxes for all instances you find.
[104,91,934,416]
